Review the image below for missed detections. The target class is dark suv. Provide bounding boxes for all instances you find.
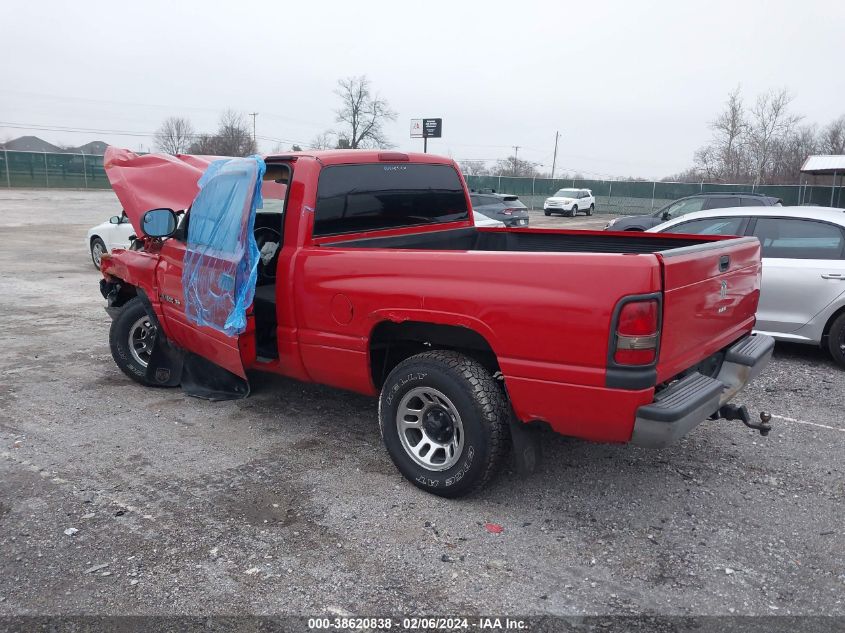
[470,193,530,227]
[605,193,782,231]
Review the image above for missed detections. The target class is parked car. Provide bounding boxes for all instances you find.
[86,211,135,269]
[470,193,529,227]
[544,188,595,217]
[472,209,506,227]
[606,193,782,231]
[649,206,845,367]
[98,147,772,497]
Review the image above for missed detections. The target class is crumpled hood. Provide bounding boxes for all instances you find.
[104,147,224,236]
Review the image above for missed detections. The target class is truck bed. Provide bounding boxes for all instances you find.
[330,226,710,254]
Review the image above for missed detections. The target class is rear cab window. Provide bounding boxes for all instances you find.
[314,163,469,237]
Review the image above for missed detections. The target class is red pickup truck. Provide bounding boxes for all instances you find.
[99,148,773,497]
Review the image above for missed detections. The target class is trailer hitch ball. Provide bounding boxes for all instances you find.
[719,404,773,437]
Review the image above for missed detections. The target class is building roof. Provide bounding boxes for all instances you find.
[2,135,61,152]
[801,155,845,175]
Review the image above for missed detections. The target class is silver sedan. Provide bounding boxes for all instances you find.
[648,206,845,367]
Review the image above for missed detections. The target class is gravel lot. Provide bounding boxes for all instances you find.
[0,189,843,617]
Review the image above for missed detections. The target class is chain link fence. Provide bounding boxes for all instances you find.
[0,150,110,189]
[1,151,842,213]
[464,174,844,215]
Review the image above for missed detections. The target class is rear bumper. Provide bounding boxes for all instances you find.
[629,333,774,448]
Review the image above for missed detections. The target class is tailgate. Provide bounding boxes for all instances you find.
[656,237,761,383]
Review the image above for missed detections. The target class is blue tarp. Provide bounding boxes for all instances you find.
[183,156,265,336]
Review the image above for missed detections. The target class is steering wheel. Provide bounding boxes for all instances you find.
[254,227,282,282]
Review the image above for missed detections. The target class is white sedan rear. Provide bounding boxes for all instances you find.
[649,206,845,367]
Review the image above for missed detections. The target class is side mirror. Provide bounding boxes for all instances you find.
[141,208,178,238]
[109,215,121,224]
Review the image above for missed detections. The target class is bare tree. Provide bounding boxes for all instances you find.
[309,132,336,150]
[459,160,489,176]
[820,115,845,155]
[188,134,218,155]
[214,110,257,157]
[747,89,802,185]
[491,156,539,178]
[154,117,195,154]
[708,87,749,181]
[771,124,819,183]
[188,110,256,157]
[334,76,396,149]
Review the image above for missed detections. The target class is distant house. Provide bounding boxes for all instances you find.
[0,136,108,155]
[1,135,62,152]
[74,141,108,155]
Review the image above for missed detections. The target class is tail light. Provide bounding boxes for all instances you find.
[502,209,513,215]
[613,299,659,365]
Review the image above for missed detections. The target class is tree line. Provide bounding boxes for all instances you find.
[153,76,396,156]
[672,87,844,185]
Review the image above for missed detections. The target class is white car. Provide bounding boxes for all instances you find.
[544,188,595,217]
[86,211,135,269]
[649,206,845,367]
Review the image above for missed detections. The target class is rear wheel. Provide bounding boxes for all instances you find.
[90,237,106,270]
[109,298,157,386]
[827,312,845,368]
[379,350,509,497]
[587,204,594,216]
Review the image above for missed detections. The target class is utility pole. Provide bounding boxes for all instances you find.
[551,131,559,179]
[512,145,520,174]
[249,112,259,146]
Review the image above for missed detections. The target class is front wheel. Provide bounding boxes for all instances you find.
[827,312,845,368]
[90,237,106,270]
[379,350,509,497]
[109,298,158,386]
[569,206,578,217]
[544,210,551,216]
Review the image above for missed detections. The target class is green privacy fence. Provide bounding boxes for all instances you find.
[0,150,111,189]
[465,174,845,215]
[2,151,842,214]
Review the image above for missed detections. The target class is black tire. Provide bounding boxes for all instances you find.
[569,206,578,217]
[90,237,106,270]
[109,298,157,386]
[587,204,594,216]
[826,312,845,368]
[544,210,551,216]
[379,350,509,498]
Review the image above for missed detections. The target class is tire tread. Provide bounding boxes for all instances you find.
[380,350,510,496]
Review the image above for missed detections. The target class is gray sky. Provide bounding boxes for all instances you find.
[2,0,842,179]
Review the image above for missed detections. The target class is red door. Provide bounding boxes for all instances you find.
[156,238,250,379]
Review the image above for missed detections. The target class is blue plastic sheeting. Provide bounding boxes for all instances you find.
[183,156,265,336]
